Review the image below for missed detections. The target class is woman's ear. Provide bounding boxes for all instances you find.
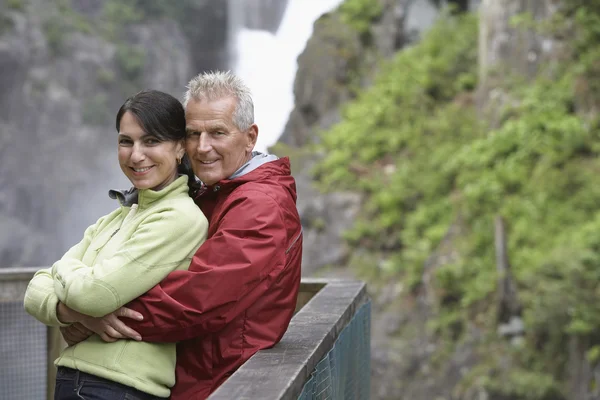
[176,139,185,159]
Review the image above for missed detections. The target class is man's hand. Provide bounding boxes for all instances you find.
[60,323,94,346]
[56,302,144,343]
[79,307,144,343]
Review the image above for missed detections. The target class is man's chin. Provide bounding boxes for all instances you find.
[196,175,219,186]
[195,167,227,186]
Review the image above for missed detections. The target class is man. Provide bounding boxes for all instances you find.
[59,71,303,399]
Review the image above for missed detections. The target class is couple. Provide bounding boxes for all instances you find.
[24,71,303,400]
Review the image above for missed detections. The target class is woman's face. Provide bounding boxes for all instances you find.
[118,111,184,191]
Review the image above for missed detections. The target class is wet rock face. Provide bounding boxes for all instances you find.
[280,0,412,149]
[0,0,292,268]
[0,0,228,268]
[477,0,567,125]
[277,0,415,277]
[271,0,542,399]
[239,0,289,33]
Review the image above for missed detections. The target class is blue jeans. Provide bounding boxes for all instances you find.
[54,367,164,400]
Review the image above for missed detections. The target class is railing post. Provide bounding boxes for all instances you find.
[46,326,63,399]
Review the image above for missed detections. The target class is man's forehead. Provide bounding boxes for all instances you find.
[186,119,229,130]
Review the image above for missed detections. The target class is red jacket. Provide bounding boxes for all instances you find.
[124,157,302,399]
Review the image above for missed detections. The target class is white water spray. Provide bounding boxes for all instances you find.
[232,0,345,152]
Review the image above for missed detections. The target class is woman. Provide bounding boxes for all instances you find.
[24,90,208,399]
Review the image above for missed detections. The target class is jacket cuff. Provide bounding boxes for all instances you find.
[48,296,72,328]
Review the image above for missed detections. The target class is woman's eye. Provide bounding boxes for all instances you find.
[145,138,160,145]
[119,139,132,145]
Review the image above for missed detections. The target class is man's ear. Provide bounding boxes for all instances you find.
[245,124,258,152]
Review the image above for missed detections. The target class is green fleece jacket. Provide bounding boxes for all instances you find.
[24,176,208,398]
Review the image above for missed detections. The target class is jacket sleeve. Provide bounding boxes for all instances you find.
[52,208,208,317]
[124,191,288,342]
[24,220,102,326]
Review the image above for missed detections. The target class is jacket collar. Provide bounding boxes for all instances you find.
[193,157,294,199]
[109,175,189,208]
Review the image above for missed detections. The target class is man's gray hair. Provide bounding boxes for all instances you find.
[183,70,254,131]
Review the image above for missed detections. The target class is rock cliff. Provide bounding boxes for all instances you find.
[273,0,588,399]
[0,0,287,268]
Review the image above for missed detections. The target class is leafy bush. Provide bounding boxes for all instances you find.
[339,0,383,35]
[6,0,25,11]
[82,93,112,126]
[314,12,479,282]
[315,3,600,397]
[43,17,65,55]
[115,44,146,82]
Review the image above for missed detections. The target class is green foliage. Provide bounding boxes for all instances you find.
[102,0,142,24]
[315,2,600,397]
[96,0,201,83]
[115,44,146,82]
[0,12,14,36]
[131,0,199,21]
[6,0,25,11]
[315,12,479,289]
[82,93,112,126]
[43,17,66,55]
[482,369,564,400]
[268,141,316,174]
[339,0,383,35]
[96,68,116,87]
[41,1,94,55]
[99,1,141,40]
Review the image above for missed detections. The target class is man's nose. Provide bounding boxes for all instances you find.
[196,133,212,153]
[131,144,146,162]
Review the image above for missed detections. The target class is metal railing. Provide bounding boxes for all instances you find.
[0,269,370,400]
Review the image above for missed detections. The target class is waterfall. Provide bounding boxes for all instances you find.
[230,0,345,153]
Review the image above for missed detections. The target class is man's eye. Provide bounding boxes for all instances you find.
[187,131,200,137]
[215,131,225,136]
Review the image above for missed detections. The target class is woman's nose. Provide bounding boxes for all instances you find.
[131,144,146,162]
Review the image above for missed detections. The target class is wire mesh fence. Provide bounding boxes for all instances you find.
[0,301,47,400]
[0,269,48,400]
[298,301,371,400]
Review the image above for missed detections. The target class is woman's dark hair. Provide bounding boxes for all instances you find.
[115,89,196,191]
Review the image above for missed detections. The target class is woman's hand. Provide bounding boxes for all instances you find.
[60,323,94,346]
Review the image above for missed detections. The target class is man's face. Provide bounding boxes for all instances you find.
[185,97,258,186]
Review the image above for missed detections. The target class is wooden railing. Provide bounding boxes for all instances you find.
[209,278,369,399]
[0,268,369,400]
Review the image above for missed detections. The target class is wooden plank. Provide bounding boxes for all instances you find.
[209,280,368,400]
[0,280,29,302]
[297,278,328,293]
[46,327,65,400]
[294,279,327,314]
[0,267,44,281]
[0,267,41,302]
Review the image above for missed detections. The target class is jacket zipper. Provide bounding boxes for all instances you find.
[96,204,138,251]
[286,228,302,254]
